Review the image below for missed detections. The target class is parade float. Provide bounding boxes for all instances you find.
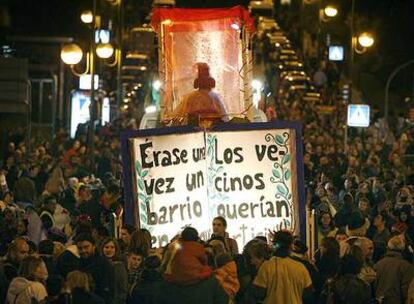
[121,6,307,249]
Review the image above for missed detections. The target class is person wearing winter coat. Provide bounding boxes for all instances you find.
[127,255,163,304]
[55,243,80,278]
[334,194,356,229]
[76,233,115,304]
[100,238,128,304]
[160,275,228,304]
[161,227,228,304]
[3,238,29,283]
[59,270,104,304]
[290,239,322,302]
[214,253,240,304]
[164,227,212,285]
[374,234,414,304]
[324,254,371,304]
[6,255,48,304]
[210,216,239,255]
[0,263,9,303]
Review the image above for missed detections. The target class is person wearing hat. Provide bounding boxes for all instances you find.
[172,62,228,126]
[253,230,312,304]
[374,234,414,304]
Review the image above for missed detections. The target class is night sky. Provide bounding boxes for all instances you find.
[3,0,414,100]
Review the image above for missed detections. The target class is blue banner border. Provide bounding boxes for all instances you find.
[120,121,306,240]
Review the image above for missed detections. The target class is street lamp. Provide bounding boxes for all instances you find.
[318,4,337,60]
[344,32,375,151]
[60,43,92,78]
[60,43,84,65]
[81,10,93,24]
[96,43,114,59]
[345,0,375,152]
[357,32,374,48]
[352,32,374,55]
[324,6,338,18]
[64,0,124,165]
[65,2,98,165]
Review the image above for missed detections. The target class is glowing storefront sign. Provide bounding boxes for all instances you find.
[102,97,110,125]
[70,91,90,138]
[79,74,99,90]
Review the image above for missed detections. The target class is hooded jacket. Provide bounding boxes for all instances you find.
[6,277,47,304]
[164,241,212,285]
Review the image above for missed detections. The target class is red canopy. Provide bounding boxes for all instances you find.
[151,5,255,33]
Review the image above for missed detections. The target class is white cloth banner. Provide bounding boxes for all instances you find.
[130,127,301,248]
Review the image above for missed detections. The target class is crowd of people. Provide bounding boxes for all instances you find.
[2,19,414,304]
[2,88,414,304]
[271,28,414,302]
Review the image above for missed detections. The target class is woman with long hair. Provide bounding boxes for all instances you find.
[118,225,135,254]
[317,212,338,246]
[6,255,48,303]
[43,166,65,196]
[129,229,152,257]
[61,270,104,304]
[100,238,128,304]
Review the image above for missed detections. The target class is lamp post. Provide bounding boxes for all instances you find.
[384,59,414,122]
[345,0,374,152]
[318,3,338,60]
[348,0,375,87]
[344,31,374,151]
[88,0,97,166]
[116,0,124,109]
[348,0,356,83]
[61,0,122,167]
[60,0,98,164]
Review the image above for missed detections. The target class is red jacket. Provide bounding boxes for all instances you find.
[164,241,212,285]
